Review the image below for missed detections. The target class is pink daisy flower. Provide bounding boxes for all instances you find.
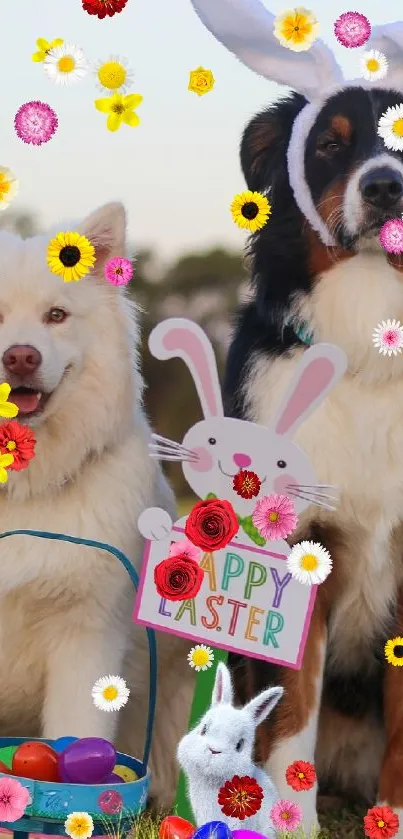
[14,101,58,146]
[379,219,403,254]
[270,799,302,832]
[104,256,134,286]
[169,539,201,562]
[334,12,371,48]
[372,319,403,356]
[0,776,31,822]
[252,494,298,541]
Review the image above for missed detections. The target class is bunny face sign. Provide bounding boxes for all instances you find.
[134,319,347,669]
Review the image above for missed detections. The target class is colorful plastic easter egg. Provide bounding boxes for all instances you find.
[0,747,17,769]
[58,737,116,784]
[12,741,60,782]
[193,823,232,839]
[53,737,78,753]
[104,773,124,783]
[233,832,267,839]
[113,764,138,783]
[159,815,195,839]
[98,788,123,815]
[0,761,11,774]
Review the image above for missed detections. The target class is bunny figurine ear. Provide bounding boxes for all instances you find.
[244,686,284,726]
[189,0,344,101]
[365,23,403,92]
[212,662,234,706]
[272,343,347,439]
[149,318,224,419]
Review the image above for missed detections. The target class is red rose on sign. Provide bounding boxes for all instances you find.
[154,554,203,601]
[185,499,239,551]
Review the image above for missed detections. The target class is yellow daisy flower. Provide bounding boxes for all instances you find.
[0,167,19,211]
[188,67,215,96]
[230,190,272,232]
[0,453,14,483]
[65,812,94,839]
[0,384,19,419]
[94,92,143,132]
[274,7,319,52]
[385,636,403,666]
[47,232,96,282]
[187,644,214,671]
[32,37,64,63]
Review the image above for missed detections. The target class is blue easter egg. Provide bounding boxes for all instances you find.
[53,737,79,753]
[193,822,232,839]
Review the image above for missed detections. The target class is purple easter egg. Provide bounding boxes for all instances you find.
[233,832,267,839]
[104,773,124,784]
[58,737,116,784]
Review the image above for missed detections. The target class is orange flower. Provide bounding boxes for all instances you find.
[364,806,399,839]
[286,759,316,791]
[0,420,36,471]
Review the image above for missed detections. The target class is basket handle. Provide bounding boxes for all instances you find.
[0,529,157,770]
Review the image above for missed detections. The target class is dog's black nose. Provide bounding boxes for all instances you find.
[359,167,403,209]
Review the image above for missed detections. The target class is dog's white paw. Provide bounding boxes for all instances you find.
[138,507,173,541]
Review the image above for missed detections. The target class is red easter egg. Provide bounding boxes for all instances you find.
[12,741,60,782]
[0,762,11,774]
[159,816,195,839]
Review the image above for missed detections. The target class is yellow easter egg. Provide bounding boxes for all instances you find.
[114,764,138,783]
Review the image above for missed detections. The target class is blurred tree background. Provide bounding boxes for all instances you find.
[2,210,250,504]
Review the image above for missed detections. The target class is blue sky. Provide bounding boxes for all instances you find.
[2,0,403,261]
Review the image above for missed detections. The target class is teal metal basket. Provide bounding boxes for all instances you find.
[0,530,157,839]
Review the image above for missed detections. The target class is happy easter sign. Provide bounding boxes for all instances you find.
[134,526,317,669]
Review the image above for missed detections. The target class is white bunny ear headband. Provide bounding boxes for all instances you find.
[189,0,403,245]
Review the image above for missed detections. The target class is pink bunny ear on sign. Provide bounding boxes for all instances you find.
[273,343,347,438]
[148,318,224,419]
[365,23,403,92]
[189,0,344,101]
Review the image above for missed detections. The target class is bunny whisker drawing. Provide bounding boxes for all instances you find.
[285,484,338,512]
[149,433,201,463]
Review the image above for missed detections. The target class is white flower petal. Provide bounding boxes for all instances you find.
[286,540,332,586]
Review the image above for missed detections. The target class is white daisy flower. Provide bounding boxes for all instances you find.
[91,675,130,712]
[0,166,19,211]
[95,56,134,93]
[360,49,388,81]
[286,541,332,585]
[44,43,89,86]
[378,104,403,151]
[187,644,214,671]
[372,319,403,356]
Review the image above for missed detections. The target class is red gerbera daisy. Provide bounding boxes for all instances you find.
[0,420,36,471]
[364,806,399,839]
[233,469,261,499]
[218,775,263,820]
[285,760,316,791]
[82,0,128,18]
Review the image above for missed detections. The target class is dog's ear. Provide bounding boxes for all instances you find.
[241,94,306,192]
[79,202,126,272]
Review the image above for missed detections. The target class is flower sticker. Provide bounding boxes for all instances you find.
[47,232,96,282]
[385,637,403,667]
[286,760,316,791]
[169,539,201,562]
[360,50,388,81]
[286,540,332,585]
[187,645,214,671]
[82,0,128,17]
[14,101,58,146]
[270,800,302,832]
[188,67,215,96]
[32,37,64,63]
[65,812,94,839]
[363,805,399,839]
[91,675,130,712]
[154,553,204,602]
[372,319,403,357]
[334,12,371,48]
[379,219,403,253]
[218,775,263,819]
[274,7,319,52]
[231,190,272,232]
[43,43,89,86]
[185,498,239,551]
[0,384,19,419]
[0,421,36,471]
[0,168,19,211]
[378,105,403,152]
[252,494,298,541]
[95,93,143,132]
[233,470,261,499]
[0,777,31,821]
[95,57,134,93]
[104,256,133,286]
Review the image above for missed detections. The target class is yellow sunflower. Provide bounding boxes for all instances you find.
[274,7,319,52]
[230,190,272,232]
[47,232,96,282]
[385,636,403,666]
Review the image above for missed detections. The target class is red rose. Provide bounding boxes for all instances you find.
[185,499,239,551]
[154,554,203,601]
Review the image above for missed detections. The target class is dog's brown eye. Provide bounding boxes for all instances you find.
[317,136,341,155]
[45,307,69,324]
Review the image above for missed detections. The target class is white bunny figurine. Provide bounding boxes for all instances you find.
[177,661,283,836]
[138,318,347,549]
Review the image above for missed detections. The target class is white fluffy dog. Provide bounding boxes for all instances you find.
[0,201,194,808]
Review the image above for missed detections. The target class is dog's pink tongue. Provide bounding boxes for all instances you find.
[11,391,40,415]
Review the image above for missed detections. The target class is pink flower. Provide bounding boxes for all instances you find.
[14,101,58,146]
[379,219,403,254]
[104,257,134,286]
[270,799,302,832]
[252,494,298,541]
[334,12,371,48]
[0,777,31,822]
[169,539,201,562]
